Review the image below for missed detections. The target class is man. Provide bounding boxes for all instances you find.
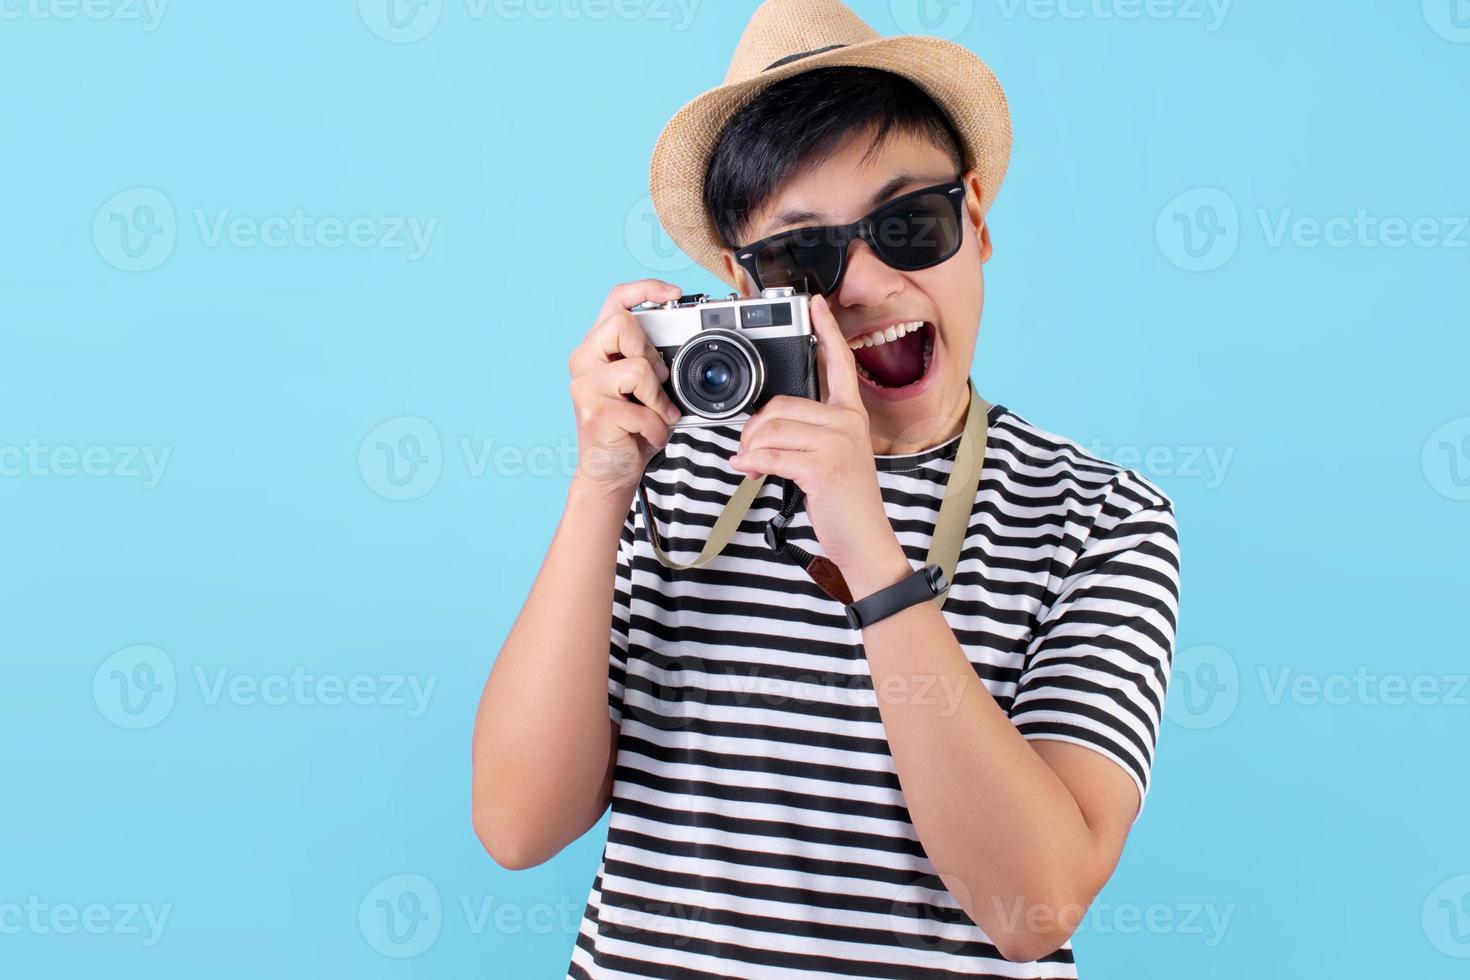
[473,1,1181,976]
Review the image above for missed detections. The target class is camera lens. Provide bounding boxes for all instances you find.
[702,361,731,391]
[671,330,763,421]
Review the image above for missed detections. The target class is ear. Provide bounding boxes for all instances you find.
[961,169,993,264]
[720,249,758,297]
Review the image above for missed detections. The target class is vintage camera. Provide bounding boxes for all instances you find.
[631,287,818,429]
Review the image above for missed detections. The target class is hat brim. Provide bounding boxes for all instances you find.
[650,34,1013,290]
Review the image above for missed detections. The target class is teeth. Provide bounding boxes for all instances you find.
[847,320,926,351]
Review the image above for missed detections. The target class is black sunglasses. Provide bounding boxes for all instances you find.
[733,180,967,297]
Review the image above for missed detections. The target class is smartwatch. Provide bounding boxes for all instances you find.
[844,563,948,630]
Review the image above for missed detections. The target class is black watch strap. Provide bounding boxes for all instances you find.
[844,563,948,630]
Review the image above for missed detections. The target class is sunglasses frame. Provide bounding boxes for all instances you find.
[732,179,968,297]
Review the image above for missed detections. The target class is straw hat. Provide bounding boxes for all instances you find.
[649,0,1013,290]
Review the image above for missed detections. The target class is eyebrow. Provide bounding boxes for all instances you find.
[758,171,943,239]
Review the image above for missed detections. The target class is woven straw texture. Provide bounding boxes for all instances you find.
[649,0,1012,289]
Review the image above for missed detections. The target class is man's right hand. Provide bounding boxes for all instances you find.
[567,279,686,502]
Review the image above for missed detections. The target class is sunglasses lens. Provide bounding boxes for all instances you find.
[753,229,843,296]
[869,190,962,270]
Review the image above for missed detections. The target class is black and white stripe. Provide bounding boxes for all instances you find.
[569,401,1181,979]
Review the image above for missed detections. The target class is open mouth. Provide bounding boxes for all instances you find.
[848,320,935,391]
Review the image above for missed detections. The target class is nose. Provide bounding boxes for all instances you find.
[833,237,904,310]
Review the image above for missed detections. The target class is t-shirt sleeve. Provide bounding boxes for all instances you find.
[606,497,638,726]
[1009,493,1181,816]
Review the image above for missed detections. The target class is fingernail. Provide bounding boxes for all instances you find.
[665,405,680,423]
[656,361,670,381]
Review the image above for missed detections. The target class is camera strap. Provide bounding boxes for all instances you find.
[639,378,988,611]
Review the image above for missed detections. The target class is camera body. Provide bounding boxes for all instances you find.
[632,287,818,429]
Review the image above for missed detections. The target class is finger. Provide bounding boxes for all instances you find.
[745,394,841,433]
[809,293,862,408]
[571,310,669,381]
[739,416,828,457]
[606,356,681,425]
[741,395,842,454]
[597,279,682,324]
[586,395,671,450]
[730,445,809,483]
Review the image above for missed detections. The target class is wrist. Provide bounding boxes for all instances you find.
[842,541,914,601]
[567,474,637,517]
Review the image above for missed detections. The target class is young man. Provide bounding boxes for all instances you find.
[473,1,1181,976]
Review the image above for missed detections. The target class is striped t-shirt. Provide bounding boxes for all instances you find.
[568,397,1182,979]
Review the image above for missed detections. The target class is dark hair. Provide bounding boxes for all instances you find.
[703,66,966,248]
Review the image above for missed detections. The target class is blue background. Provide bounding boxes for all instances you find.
[3,1,1468,976]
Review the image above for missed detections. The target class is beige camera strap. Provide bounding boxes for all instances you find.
[639,379,987,608]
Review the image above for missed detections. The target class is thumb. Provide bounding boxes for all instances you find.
[809,294,862,409]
